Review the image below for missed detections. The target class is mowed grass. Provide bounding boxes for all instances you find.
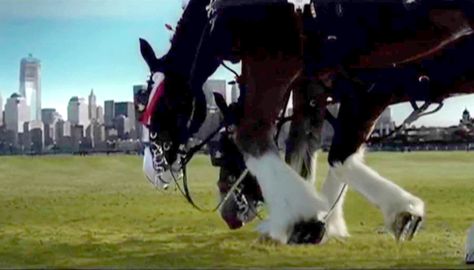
[0,152,473,268]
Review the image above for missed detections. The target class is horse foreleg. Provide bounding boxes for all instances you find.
[329,94,424,241]
[236,56,328,244]
[284,80,349,239]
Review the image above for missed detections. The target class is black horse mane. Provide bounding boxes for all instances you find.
[166,0,211,76]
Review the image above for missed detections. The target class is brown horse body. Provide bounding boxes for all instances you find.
[210,1,473,242]
[140,0,474,244]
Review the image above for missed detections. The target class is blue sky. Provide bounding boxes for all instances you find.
[0,0,473,126]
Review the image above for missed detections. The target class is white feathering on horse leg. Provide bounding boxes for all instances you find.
[288,147,317,184]
[246,152,328,243]
[332,149,424,234]
[321,167,349,238]
[466,224,474,264]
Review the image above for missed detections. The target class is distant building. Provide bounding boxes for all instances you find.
[114,115,133,139]
[88,89,97,120]
[114,102,135,119]
[4,93,29,134]
[96,105,104,124]
[71,125,84,152]
[67,96,89,128]
[88,121,105,149]
[104,100,115,127]
[114,102,136,136]
[194,108,222,142]
[26,120,44,152]
[19,54,42,121]
[0,92,3,127]
[203,79,226,109]
[373,107,396,137]
[41,108,61,146]
[460,108,473,127]
[133,85,146,96]
[133,85,147,140]
[231,83,239,104]
[41,108,61,125]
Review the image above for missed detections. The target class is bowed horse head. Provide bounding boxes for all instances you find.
[139,38,198,186]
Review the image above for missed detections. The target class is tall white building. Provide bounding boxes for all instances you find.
[19,54,41,121]
[374,107,395,136]
[5,93,30,133]
[88,89,97,120]
[67,97,89,127]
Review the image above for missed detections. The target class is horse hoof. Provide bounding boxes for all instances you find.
[392,212,423,242]
[466,253,474,265]
[287,219,326,245]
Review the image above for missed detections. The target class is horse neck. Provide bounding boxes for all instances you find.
[166,0,212,82]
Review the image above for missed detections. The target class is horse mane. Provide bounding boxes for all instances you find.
[167,0,211,74]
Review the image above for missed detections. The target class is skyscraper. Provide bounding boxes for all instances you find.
[19,54,41,121]
[5,93,29,133]
[67,97,89,127]
[88,89,97,120]
[42,108,62,145]
[41,108,61,125]
[114,102,135,119]
[114,102,136,135]
[104,100,115,127]
[96,105,104,124]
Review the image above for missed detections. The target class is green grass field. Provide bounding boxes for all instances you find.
[0,152,473,268]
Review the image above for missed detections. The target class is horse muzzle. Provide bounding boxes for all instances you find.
[143,146,183,190]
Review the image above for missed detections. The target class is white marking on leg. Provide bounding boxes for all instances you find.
[333,149,424,230]
[466,224,474,264]
[246,152,328,243]
[288,147,317,184]
[322,167,349,238]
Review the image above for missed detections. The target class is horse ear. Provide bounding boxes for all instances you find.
[139,38,159,71]
[213,92,229,116]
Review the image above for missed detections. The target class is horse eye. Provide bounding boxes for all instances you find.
[163,142,172,151]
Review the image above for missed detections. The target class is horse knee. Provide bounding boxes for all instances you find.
[235,120,275,158]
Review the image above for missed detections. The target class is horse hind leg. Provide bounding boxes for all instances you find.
[322,167,350,238]
[285,80,349,239]
[329,95,424,241]
[284,80,325,184]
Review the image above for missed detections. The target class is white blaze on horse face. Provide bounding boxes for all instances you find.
[466,224,474,264]
[287,0,311,12]
[245,152,328,243]
[149,72,165,107]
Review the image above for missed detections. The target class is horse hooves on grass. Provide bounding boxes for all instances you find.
[287,219,326,245]
[392,212,423,242]
[466,253,474,265]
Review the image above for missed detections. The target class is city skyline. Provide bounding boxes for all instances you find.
[1,0,473,127]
